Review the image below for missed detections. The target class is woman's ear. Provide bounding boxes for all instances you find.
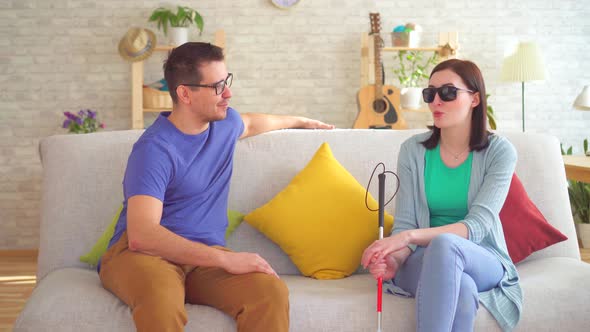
[471,92,481,108]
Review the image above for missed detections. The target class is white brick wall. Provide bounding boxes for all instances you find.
[1,0,589,249]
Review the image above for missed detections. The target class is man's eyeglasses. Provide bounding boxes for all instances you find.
[181,73,233,95]
[422,85,474,103]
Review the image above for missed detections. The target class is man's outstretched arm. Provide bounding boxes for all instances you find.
[126,195,279,277]
[239,113,334,139]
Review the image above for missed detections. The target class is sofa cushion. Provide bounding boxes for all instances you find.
[244,142,393,279]
[20,261,590,331]
[500,174,568,264]
[512,257,590,329]
[14,268,235,332]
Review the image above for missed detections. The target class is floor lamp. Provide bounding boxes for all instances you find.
[501,42,546,132]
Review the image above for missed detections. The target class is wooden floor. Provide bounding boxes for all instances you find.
[0,251,37,332]
[1,249,590,331]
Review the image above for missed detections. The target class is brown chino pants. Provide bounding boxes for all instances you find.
[99,232,289,332]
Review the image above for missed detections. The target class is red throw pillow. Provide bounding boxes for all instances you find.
[499,173,568,264]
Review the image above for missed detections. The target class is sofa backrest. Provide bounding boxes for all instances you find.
[36,129,579,280]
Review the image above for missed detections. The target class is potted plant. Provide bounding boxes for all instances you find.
[392,51,438,109]
[561,140,590,247]
[62,109,105,134]
[486,94,497,130]
[148,6,204,46]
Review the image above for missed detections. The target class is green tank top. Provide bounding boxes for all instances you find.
[424,144,473,228]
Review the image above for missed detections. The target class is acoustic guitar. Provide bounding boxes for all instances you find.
[353,13,407,129]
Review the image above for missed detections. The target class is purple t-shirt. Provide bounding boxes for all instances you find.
[107,108,244,253]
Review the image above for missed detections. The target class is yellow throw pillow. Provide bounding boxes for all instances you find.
[244,142,393,279]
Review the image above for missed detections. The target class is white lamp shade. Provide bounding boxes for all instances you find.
[501,42,546,82]
[573,85,590,111]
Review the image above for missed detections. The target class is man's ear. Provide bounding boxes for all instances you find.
[176,85,193,105]
[471,92,481,108]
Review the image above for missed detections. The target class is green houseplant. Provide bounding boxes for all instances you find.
[148,6,204,35]
[561,139,589,247]
[393,51,438,109]
[62,109,105,134]
[393,50,438,88]
[486,94,497,130]
[561,139,590,224]
[562,139,590,225]
[148,6,204,45]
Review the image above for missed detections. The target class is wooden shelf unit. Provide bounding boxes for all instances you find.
[382,46,443,52]
[360,32,459,114]
[130,30,226,129]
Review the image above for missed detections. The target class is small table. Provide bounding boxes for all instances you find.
[563,155,590,183]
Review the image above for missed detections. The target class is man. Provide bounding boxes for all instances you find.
[99,42,334,331]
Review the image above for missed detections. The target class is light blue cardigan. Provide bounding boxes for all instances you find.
[386,131,522,331]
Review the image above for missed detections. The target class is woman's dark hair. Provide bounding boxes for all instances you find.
[163,42,224,103]
[421,59,490,151]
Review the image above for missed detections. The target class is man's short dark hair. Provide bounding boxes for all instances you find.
[163,42,224,103]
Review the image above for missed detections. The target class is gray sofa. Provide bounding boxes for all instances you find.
[15,129,590,331]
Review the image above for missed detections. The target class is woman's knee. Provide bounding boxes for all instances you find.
[426,233,462,256]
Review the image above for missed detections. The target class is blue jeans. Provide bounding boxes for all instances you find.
[393,233,504,332]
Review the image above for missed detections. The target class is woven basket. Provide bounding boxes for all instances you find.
[143,87,173,109]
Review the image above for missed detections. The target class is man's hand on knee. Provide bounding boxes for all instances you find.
[220,251,279,278]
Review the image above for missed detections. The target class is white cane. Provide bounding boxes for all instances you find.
[377,172,385,332]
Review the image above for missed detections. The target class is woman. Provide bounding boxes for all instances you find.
[362,59,522,331]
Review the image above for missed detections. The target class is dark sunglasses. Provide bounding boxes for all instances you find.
[422,86,474,103]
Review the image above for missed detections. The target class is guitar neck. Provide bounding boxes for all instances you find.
[373,34,384,99]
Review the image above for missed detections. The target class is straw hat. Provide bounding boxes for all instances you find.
[118,27,157,62]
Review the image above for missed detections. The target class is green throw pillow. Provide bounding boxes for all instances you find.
[79,205,122,267]
[79,206,245,267]
[226,209,245,240]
